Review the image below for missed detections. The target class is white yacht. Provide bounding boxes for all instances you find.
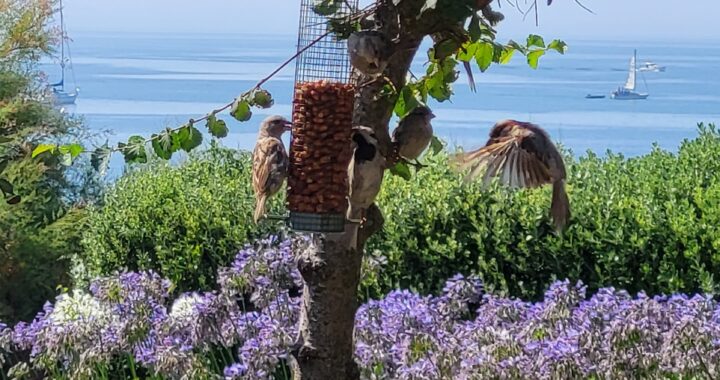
[611,50,648,100]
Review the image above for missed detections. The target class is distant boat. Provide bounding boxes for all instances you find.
[50,0,79,106]
[585,94,606,99]
[611,50,648,100]
[638,61,666,72]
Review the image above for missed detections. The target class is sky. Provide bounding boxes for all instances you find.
[63,0,716,42]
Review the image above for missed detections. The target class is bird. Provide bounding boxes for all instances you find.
[347,126,386,249]
[451,119,571,231]
[347,30,392,77]
[347,126,385,225]
[252,115,292,223]
[391,106,436,166]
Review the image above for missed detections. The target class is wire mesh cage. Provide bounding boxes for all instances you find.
[287,0,359,233]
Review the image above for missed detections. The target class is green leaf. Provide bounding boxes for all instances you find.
[58,143,84,161]
[507,40,527,55]
[394,86,420,118]
[422,57,459,102]
[527,49,546,69]
[151,133,174,160]
[66,143,84,158]
[206,116,229,138]
[179,125,203,152]
[0,178,13,195]
[0,160,7,175]
[119,135,148,164]
[468,15,483,42]
[526,34,546,49]
[312,0,340,16]
[456,42,478,62]
[547,39,568,54]
[499,47,515,64]
[0,136,12,143]
[251,89,274,109]
[433,38,460,61]
[6,194,20,205]
[475,42,494,72]
[230,99,252,122]
[328,18,360,40]
[430,135,444,155]
[91,145,112,175]
[32,143,56,158]
[389,161,412,181]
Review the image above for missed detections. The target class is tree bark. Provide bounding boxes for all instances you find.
[290,1,474,378]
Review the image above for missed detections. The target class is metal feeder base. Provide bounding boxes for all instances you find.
[289,212,345,233]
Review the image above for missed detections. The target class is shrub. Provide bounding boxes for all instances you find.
[365,123,720,301]
[76,146,286,292]
[79,124,720,303]
[1,2,99,322]
[3,237,720,379]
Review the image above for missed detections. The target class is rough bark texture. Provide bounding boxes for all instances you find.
[290,1,475,379]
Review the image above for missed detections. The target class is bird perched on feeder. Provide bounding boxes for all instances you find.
[252,115,292,223]
[451,119,571,231]
[391,106,436,166]
[347,125,385,225]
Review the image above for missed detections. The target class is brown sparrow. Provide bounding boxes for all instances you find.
[252,115,291,223]
[391,106,436,166]
[347,30,392,76]
[452,119,570,231]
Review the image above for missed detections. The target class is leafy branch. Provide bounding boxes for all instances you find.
[393,32,567,118]
[386,4,567,179]
[31,28,336,175]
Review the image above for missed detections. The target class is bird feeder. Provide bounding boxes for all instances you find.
[287,0,359,233]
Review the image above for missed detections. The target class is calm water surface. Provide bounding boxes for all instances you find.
[42,33,720,175]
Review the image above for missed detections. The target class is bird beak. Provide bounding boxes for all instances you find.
[429,112,437,120]
[283,121,293,131]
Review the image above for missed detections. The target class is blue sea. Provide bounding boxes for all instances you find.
[43,32,720,175]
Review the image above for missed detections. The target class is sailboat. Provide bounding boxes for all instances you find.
[611,50,648,100]
[50,0,79,106]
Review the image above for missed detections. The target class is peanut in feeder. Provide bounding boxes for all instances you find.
[287,0,359,233]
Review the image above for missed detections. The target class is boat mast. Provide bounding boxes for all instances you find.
[59,0,65,89]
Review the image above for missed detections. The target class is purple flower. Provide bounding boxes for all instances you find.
[3,235,720,380]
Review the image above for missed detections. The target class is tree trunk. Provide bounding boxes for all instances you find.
[290,1,463,378]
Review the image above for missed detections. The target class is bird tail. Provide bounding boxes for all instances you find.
[463,61,476,92]
[254,194,268,224]
[551,180,570,232]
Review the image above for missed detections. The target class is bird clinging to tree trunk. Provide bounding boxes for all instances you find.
[252,115,292,223]
[391,105,435,167]
[347,126,385,247]
[452,119,571,231]
[347,30,393,77]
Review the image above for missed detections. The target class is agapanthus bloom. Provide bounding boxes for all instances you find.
[2,236,720,380]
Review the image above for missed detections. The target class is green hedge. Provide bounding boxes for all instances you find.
[75,146,285,292]
[365,123,720,300]
[78,124,720,301]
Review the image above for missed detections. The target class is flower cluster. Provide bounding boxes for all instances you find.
[2,237,720,380]
[356,279,720,379]
[3,237,301,380]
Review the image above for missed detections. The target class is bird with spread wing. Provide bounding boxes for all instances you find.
[452,119,571,231]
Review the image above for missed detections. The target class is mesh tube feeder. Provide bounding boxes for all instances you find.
[287,0,359,233]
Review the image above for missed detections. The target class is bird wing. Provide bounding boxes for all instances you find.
[453,129,552,189]
[252,137,288,196]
